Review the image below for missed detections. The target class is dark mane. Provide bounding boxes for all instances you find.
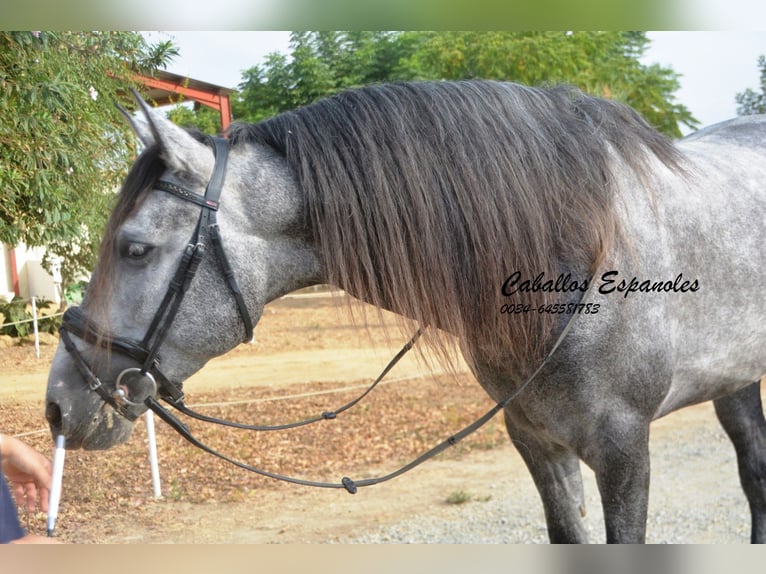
[231,80,681,367]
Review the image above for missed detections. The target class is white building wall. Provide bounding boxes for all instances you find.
[0,244,61,304]
[0,245,15,301]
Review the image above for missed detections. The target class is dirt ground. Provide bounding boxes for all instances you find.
[1,293,762,544]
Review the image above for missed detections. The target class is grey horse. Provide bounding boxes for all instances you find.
[45,82,766,543]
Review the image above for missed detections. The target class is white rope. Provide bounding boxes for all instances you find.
[1,310,65,328]
[10,372,437,439]
[184,373,430,409]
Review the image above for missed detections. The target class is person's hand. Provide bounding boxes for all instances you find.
[0,434,52,513]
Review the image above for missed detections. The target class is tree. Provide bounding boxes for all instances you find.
[231,31,697,138]
[403,31,697,137]
[0,31,177,291]
[166,101,222,135]
[233,31,414,124]
[736,55,766,115]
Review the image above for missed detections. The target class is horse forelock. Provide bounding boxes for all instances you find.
[85,127,217,331]
[84,143,166,334]
[232,80,683,368]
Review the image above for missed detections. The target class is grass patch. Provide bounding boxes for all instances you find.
[445,490,472,505]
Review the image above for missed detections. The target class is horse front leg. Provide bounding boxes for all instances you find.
[504,410,590,543]
[581,413,651,544]
[713,380,766,544]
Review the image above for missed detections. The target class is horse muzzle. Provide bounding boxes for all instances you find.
[57,306,185,406]
[45,307,184,448]
[45,361,137,450]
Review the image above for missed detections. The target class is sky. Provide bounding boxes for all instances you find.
[145,31,766,135]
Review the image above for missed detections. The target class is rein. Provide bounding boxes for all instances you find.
[60,135,590,494]
[168,329,422,431]
[144,300,585,494]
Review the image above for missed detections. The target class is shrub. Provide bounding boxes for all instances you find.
[0,296,61,337]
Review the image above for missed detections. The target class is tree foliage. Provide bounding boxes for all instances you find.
[0,31,177,288]
[233,31,416,124]
[166,103,221,135]
[232,31,697,137]
[736,55,766,115]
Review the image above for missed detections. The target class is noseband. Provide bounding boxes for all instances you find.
[59,136,253,419]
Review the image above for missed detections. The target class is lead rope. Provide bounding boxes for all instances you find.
[144,283,590,494]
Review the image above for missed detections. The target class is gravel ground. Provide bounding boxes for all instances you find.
[334,399,752,544]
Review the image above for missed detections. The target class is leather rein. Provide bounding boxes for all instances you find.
[59,136,587,494]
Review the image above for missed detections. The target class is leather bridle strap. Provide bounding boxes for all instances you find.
[139,242,205,375]
[208,224,254,342]
[203,137,253,341]
[140,136,253,375]
[59,306,185,407]
[59,328,119,411]
[166,328,422,431]
[143,282,589,494]
[58,136,251,416]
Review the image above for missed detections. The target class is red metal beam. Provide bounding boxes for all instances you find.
[137,75,233,131]
[219,96,232,131]
[8,247,19,296]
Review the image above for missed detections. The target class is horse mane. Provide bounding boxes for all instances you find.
[231,80,682,368]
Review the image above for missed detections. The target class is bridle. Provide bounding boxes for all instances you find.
[58,135,590,494]
[59,136,251,419]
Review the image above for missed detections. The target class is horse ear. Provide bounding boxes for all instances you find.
[125,89,214,181]
[117,101,156,148]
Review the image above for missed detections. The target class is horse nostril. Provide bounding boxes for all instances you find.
[46,401,63,431]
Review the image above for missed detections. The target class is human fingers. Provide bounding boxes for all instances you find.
[24,482,40,513]
[18,443,53,487]
[39,484,50,513]
[11,480,26,509]
[10,453,52,490]
[10,480,43,513]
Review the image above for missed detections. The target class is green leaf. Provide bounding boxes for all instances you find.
[231,31,696,137]
[0,31,177,287]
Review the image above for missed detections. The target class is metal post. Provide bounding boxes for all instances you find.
[31,296,40,359]
[145,411,162,498]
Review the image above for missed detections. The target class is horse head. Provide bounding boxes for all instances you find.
[45,94,320,449]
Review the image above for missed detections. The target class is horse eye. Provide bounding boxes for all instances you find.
[120,242,154,261]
